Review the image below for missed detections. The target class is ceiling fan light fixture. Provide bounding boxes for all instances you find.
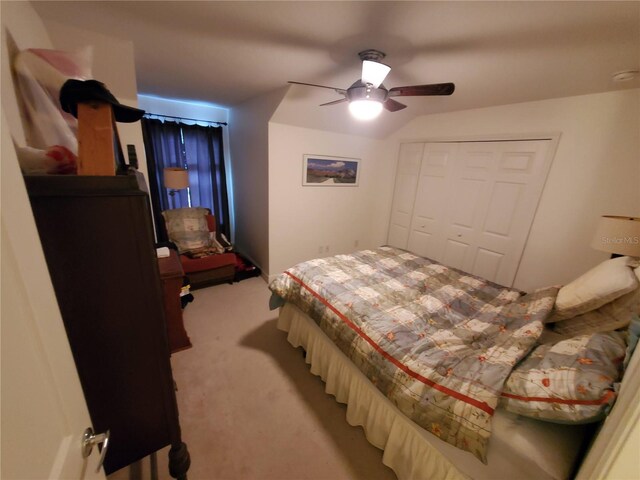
[362,60,391,88]
[349,99,383,121]
[289,49,455,118]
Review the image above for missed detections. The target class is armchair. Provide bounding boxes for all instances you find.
[162,207,236,290]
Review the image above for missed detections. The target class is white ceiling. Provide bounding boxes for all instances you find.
[33,1,640,137]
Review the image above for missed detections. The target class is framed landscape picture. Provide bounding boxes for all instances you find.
[302,155,360,186]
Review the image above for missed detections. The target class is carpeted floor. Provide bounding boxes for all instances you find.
[109,277,397,480]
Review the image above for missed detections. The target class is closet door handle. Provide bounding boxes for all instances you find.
[82,427,110,472]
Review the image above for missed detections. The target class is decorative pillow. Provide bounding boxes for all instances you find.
[551,266,640,337]
[162,207,210,254]
[499,332,626,424]
[549,256,639,321]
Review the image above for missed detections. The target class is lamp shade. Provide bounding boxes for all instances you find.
[164,168,189,190]
[361,60,391,88]
[591,215,640,257]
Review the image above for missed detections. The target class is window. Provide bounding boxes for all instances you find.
[141,117,230,242]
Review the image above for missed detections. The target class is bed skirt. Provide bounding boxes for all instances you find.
[277,302,589,480]
[277,302,467,480]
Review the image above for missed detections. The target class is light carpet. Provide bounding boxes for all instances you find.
[109,276,396,480]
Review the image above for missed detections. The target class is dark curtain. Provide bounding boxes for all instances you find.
[141,118,183,242]
[141,117,230,241]
[182,125,230,238]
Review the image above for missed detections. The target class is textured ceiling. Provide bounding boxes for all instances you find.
[33,1,640,137]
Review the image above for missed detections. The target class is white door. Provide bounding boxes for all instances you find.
[440,140,552,286]
[387,143,424,248]
[390,139,553,286]
[1,110,106,480]
[406,143,458,259]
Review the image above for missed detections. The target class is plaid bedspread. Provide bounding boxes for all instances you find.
[269,247,559,462]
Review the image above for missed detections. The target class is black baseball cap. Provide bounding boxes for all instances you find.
[59,79,145,123]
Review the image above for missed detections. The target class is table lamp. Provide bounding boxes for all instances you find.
[164,167,189,209]
[591,215,640,258]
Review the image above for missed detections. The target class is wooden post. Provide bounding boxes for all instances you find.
[77,102,116,175]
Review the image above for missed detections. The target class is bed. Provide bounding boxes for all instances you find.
[269,247,640,480]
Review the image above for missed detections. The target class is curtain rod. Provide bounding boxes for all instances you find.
[144,112,228,126]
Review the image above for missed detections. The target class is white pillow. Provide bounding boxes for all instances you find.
[551,257,639,321]
[552,265,640,335]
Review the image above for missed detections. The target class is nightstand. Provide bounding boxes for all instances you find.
[158,249,192,353]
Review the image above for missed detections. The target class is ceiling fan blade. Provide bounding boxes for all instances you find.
[288,81,347,95]
[319,98,348,107]
[383,98,407,112]
[388,83,455,97]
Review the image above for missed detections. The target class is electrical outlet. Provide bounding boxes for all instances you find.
[354,240,359,248]
[325,245,330,253]
[318,246,323,254]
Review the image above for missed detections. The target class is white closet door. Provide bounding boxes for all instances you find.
[389,139,554,287]
[441,140,552,286]
[406,143,458,259]
[387,143,424,249]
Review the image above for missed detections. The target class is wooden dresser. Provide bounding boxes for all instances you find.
[25,172,190,478]
[158,249,192,353]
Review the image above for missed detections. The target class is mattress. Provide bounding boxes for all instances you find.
[278,302,589,480]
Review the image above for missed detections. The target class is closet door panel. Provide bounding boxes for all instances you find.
[456,140,552,285]
[388,143,424,249]
[390,139,554,287]
[442,239,470,271]
[407,143,457,260]
[483,181,524,236]
[472,248,505,282]
[445,145,498,274]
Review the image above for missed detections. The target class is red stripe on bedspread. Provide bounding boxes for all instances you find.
[285,271,495,416]
[500,389,616,405]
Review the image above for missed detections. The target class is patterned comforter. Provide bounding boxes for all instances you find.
[269,247,559,462]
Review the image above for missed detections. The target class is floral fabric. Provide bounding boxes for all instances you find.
[162,207,210,254]
[269,247,558,462]
[499,332,626,423]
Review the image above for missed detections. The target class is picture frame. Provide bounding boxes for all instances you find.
[302,155,360,186]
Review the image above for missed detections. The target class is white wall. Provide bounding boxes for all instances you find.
[268,123,394,279]
[384,89,640,292]
[138,95,228,124]
[42,19,150,184]
[229,88,287,274]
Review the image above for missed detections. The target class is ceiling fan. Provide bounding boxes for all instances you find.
[288,49,455,120]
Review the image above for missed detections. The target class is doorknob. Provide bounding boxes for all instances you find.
[82,427,110,473]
